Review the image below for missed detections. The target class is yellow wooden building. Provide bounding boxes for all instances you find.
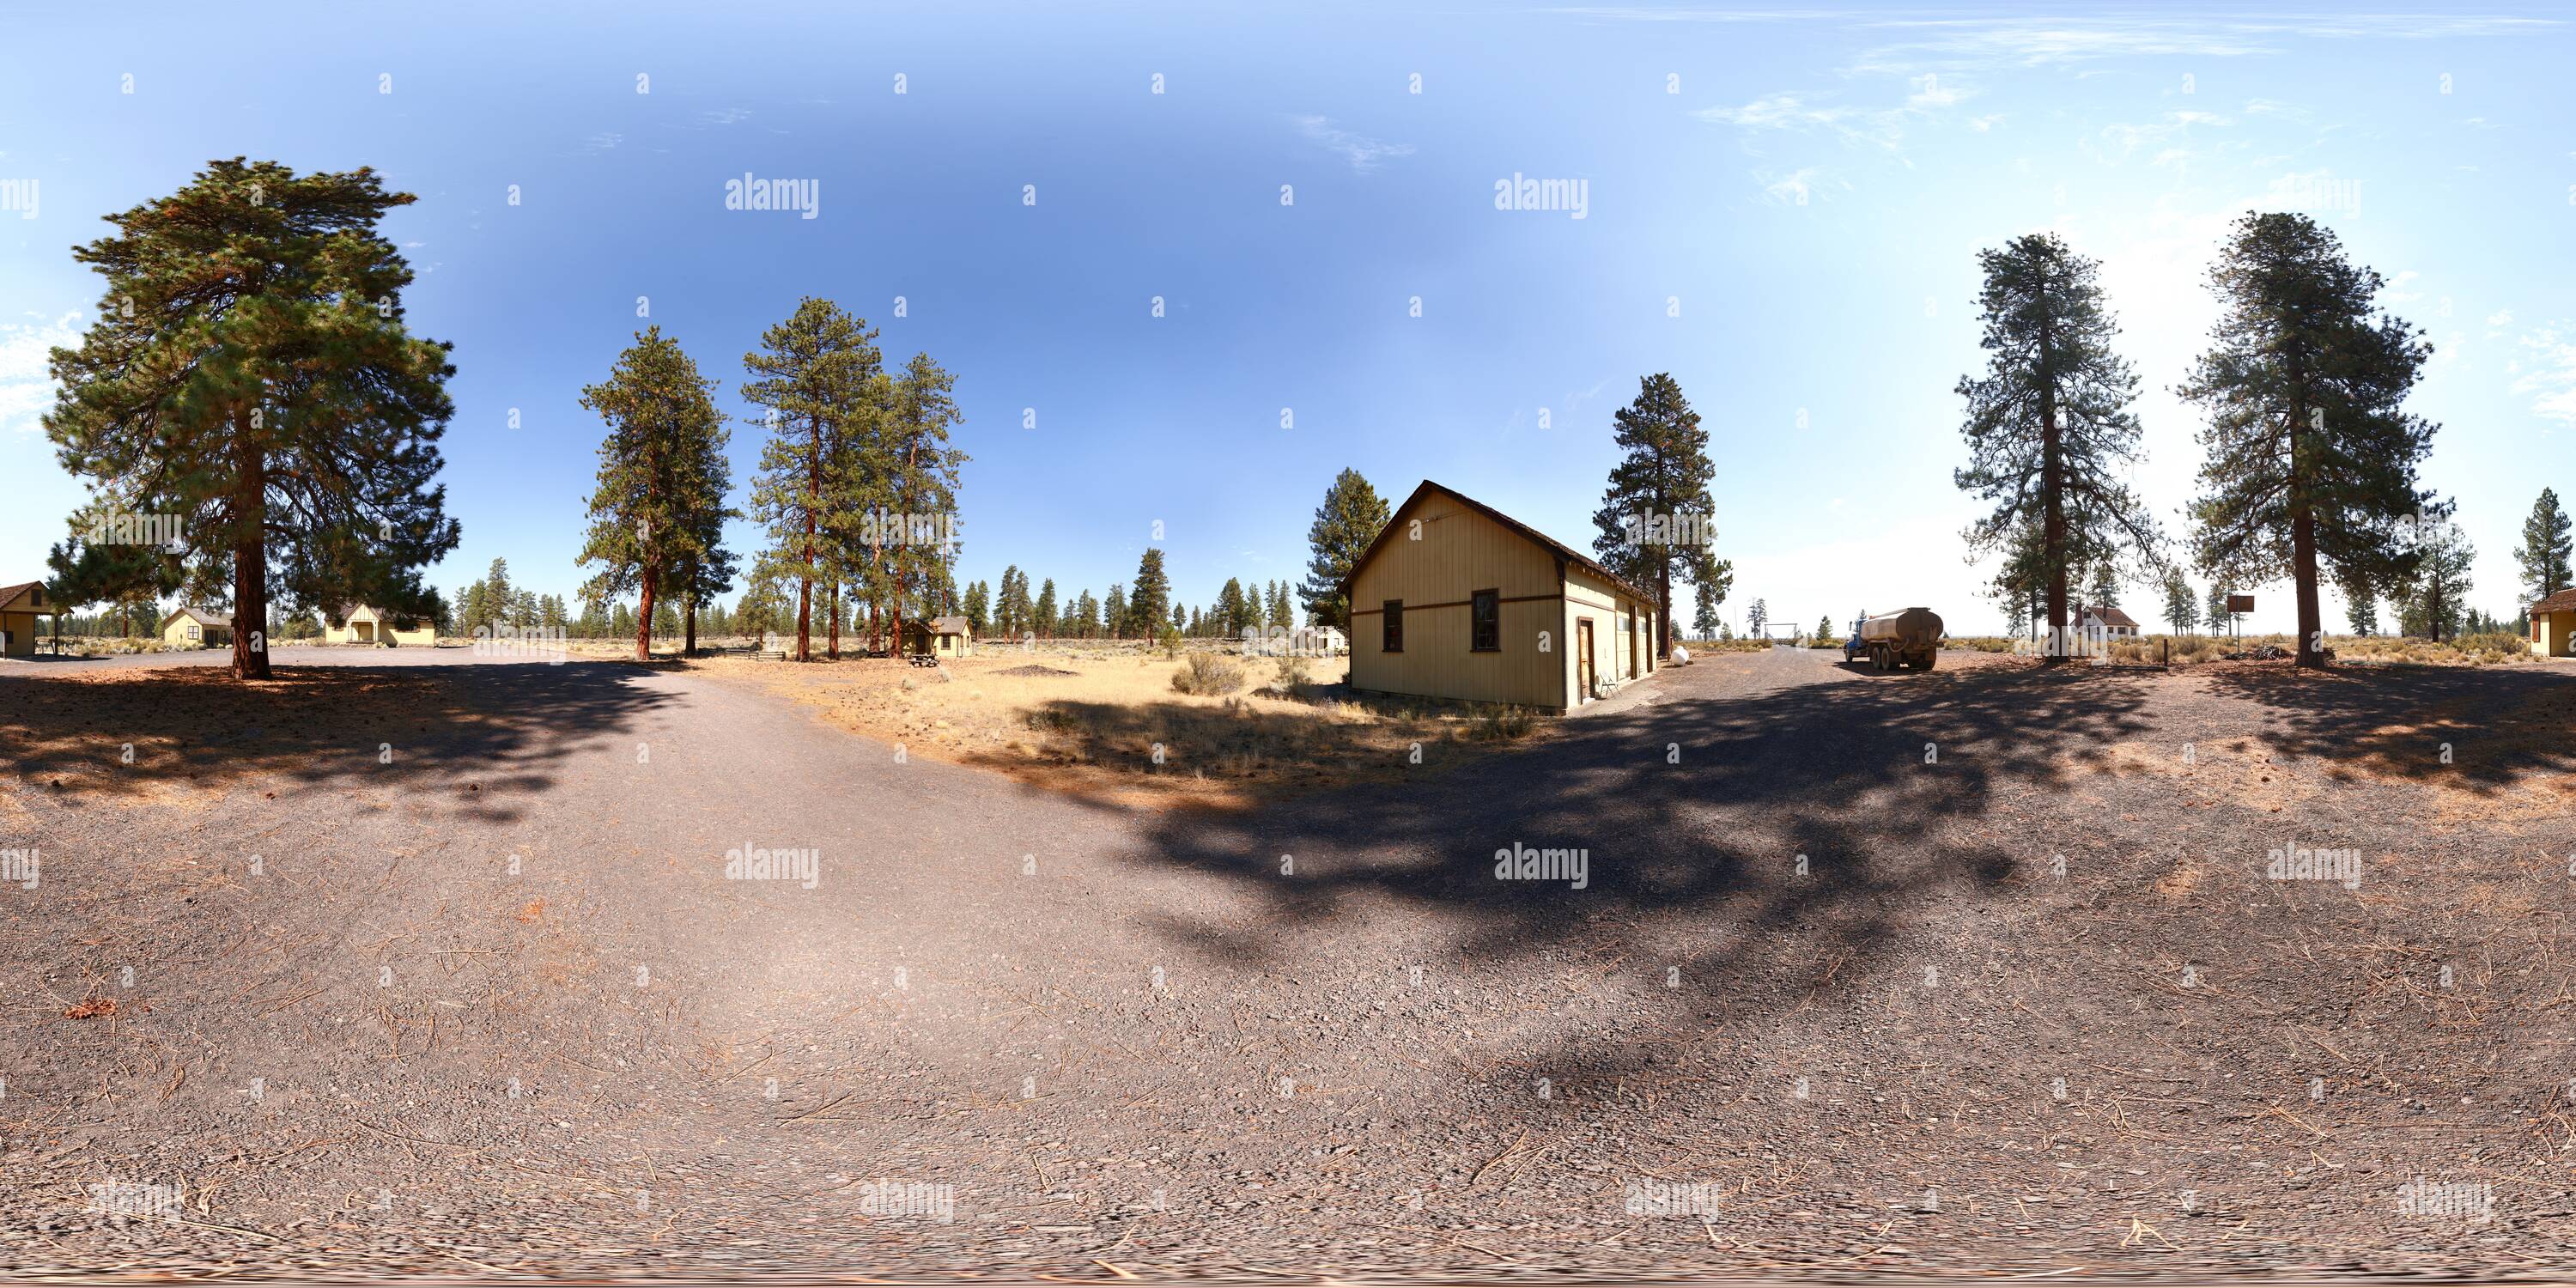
[325,604,436,647]
[902,615,974,658]
[1345,481,1662,710]
[2532,588,2576,658]
[0,581,66,658]
[160,607,234,649]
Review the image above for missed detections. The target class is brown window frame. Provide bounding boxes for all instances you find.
[1470,589,1500,652]
[1382,599,1404,653]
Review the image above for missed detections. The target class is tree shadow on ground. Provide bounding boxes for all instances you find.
[963,687,1521,816]
[0,659,679,824]
[1112,660,2160,1075]
[2196,660,2576,794]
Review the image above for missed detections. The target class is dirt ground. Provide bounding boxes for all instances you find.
[689,643,1552,811]
[3,645,2575,1280]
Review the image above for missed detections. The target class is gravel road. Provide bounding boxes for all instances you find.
[3,644,2572,1279]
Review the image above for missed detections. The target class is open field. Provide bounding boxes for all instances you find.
[683,642,1571,811]
[5,645,2576,1278]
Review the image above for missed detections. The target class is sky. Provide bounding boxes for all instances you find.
[4,1,2574,636]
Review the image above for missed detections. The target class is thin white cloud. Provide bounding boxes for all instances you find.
[1844,14,2554,72]
[2515,325,2576,426]
[1757,167,1827,204]
[2098,110,2227,159]
[580,131,623,154]
[1698,74,1974,152]
[697,107,754,126]
[0,311,81,434]
[1291,116,1413,173]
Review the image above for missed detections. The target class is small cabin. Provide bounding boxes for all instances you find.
[902,615,973,658]
[0,581,66,658]
[2531,588,2576,657]
[160,607,234,649]
[325,604,435,647]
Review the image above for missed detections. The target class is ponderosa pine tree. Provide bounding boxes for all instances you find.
[965,580,992,636]
[2397,507,2474,643]
[1131,549,1171,639]
[44,159,459,679]
[2180,212,2437,667]
[2338,567,2379,635]
[2088,563,2119,611]
[2161,570,2198,635]
[1591,373,1725,659]
[1299,469,1389,631]
[575,327,729,661]
[1953,233,2160,660]
[744,298,881,662]
[665,411,738,658]
[875,351,968,659]
[2515,487,2573,607]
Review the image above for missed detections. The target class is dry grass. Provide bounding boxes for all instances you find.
[1952,631,2551,668]
[695,643,1559,811]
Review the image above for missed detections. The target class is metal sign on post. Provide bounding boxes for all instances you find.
[2226,594,2254,614]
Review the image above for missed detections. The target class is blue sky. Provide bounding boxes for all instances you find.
[4,2,2573,635]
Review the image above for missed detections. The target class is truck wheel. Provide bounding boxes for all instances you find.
[1871,646,1888,672]
[1918,652,1939,671]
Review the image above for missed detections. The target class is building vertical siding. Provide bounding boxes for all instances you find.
[1346,482,1667,711]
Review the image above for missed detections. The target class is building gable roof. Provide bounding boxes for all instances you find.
[1346,480,1662,608]
[2531,588,2576,616]
[331,604,426,627]
[0,581,46,612]
[911,615,971,636]
[161,607,230,629]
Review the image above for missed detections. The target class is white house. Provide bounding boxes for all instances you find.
[2073,602,2141,639]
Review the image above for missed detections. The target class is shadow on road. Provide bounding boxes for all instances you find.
[0,659,679,823]
[2198,660,2576,794]
[1103,658,2160,1075]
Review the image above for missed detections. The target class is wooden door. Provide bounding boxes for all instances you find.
[1577,620,1595,701]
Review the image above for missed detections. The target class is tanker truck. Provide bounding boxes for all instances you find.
[1841,607,1945,671]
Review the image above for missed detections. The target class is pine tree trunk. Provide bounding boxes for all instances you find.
[231,405,272,680]
[1656,566,1672,660]
[636,578,655,661]
[2288,389,2326,667]
[828,583,840,659]
[2038,304,2069,662]
[685,597,698,655]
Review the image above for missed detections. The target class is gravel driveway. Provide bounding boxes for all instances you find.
[3,645,2571,1279]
